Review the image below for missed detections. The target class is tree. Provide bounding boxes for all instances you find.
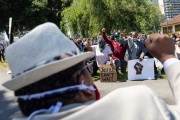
[0,0,73,35]
[61,0,163,37]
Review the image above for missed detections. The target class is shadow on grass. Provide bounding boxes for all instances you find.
[117,71,128,82]
[155,72,166,80]
[92,70,100,81]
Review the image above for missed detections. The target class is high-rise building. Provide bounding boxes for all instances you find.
[163,0,180,19]
[152,0,180,33]
[151,0,180,19]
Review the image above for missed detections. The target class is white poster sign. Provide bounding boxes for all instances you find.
[128,58,155,80]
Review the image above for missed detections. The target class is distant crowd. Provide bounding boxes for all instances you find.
[0,32,8,63]
[69,29,180,77]
[0,30,180,77]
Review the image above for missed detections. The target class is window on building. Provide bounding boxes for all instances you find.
[175,24,180,31]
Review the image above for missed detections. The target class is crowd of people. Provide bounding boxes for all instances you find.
[2,22,180,120]
[1,27,180,78]
[71,28,178,77]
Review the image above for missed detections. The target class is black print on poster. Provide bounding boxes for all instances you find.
[134,62,143,75]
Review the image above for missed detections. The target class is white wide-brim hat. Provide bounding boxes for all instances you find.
[2,22,94,91]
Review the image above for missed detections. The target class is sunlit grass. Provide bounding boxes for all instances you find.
[92,70,100,81]
[0,62,8,69]
[155,72,167,79]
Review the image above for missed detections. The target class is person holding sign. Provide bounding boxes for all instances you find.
[85,37,113,67]
[3,23,180,120]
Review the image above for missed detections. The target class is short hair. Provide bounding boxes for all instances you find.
[98,37,105,44]
[15,62,85,116]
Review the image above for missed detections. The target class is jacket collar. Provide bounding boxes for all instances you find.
[13,100,96,120]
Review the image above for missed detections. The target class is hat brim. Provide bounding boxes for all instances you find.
[3,52,95,91]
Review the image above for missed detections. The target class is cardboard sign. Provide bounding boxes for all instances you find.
[99,64,117,82]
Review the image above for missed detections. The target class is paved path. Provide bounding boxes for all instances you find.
[95,80,175,105]
[0,67,175,120]
[0,68,20,120]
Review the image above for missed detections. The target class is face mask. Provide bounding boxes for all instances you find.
[99,43,105,48]
[99,44,105,52]
[18,80,96,100]
[93,84,100,100]
[26,82,99,120]
[115,37,120,42]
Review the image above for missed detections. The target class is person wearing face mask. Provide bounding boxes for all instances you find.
[175,37,180,59]
[4,23,180,120]
[110,28,119,40]
[102,28,126,74]
[85,37,113,68]
[2,23,100,120]
[75,38,84,52]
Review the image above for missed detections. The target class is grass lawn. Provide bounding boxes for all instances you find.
[0,62,8,69]
[92,70,166,81]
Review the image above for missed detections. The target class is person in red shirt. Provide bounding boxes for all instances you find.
[102,28,126,74]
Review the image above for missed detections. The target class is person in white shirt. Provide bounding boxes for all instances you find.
[86,38,113,67]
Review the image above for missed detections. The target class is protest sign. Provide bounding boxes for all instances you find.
[128,59,155,80]
[99,64,117,82]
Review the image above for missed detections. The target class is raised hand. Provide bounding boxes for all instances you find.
[102,28,106,33]
[144,34,176,63]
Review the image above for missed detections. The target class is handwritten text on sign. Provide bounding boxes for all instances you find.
[100,64,117,82]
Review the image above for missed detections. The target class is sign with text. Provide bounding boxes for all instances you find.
[99,64,117,82]
[128,59,155,80]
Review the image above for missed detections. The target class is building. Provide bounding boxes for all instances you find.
[161,14,180,33]
[163,0,180,20]
[151,0,180,19]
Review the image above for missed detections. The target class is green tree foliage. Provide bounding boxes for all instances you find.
[0,0,32,32]
[61,0,163,37]
[0,0,73,34]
